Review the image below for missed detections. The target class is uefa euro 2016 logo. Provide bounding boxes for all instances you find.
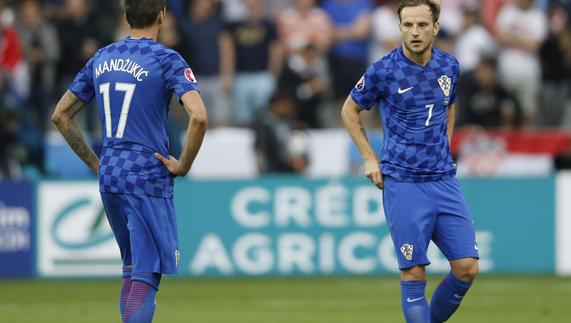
[400,243,414,261]
[438,75,451,97]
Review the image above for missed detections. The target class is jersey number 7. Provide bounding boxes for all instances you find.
[99,82,137,139]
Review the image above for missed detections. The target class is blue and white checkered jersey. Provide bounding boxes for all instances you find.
[351,46,459,182]
[69,37,199,198]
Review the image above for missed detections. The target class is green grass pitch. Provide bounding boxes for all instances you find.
[1,275,570,322]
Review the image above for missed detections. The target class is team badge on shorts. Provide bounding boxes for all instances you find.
[400,243,414,261]
[438,75,451,97]
[175,249,181,267]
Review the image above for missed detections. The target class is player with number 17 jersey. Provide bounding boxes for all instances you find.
[351,46,459,182]
[69,37,198,198]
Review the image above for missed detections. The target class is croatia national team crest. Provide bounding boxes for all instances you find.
[438,75,451,97]
[184,68,196,83]
[400,243,414,261]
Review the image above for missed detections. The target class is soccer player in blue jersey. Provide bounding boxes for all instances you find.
[51,0,207,322]
[341,1,478,322]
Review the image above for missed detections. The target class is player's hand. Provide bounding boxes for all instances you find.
[364,158,383,189]
[154,153,187,177]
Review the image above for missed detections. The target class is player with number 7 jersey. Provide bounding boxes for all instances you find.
[341,2,479,323]
[350,45,459,182]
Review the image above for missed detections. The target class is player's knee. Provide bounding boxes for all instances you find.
[401,266,426,281]
[466,261,480,281]
[452,258,479,282]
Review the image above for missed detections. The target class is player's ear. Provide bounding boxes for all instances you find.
[157,8,165,25]
[433,21,440,37]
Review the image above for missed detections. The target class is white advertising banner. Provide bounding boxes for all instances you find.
[556,172,571,275]
[38,182,121,277]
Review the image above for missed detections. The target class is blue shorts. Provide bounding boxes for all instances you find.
[100,192,179,274]
[382,177,479,270]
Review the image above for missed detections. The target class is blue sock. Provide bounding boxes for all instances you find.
[430,272,472,323]
[120,267,132,318]
[400,280,430,323]
[123,273,161,323]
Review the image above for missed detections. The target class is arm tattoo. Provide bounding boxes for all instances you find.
[54,91,99,173]
[59,119,99,172]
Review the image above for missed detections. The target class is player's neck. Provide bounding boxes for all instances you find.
[402,46,433,66]
[130,27,160,41]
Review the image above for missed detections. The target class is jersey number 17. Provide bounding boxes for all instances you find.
[99,82,137,139]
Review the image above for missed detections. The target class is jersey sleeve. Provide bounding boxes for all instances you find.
[68,55,96,102]
[449,59,460,105]
[350,63,383,110]
[162,51,199,100]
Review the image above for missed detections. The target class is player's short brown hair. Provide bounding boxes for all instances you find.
[398,0,440,23]
[124,0,166,29]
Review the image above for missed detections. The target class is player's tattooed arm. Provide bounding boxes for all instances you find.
[341,96,383,189]
[51,90,99,175]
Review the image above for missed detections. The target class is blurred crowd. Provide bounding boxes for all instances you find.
[1,0,571,178]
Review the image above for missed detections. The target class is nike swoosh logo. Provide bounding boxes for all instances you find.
[406,296,424,303]
[453,294,464,299]
[398,87,414,94]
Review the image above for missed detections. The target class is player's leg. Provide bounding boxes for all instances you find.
[100,192,134,319]
[124,273,161,323]
[430,258,478,323]
[122,194,179,323]
[120,266,133,317]
[430,178,480,323]
[400,266,429,323]
[383,178,436,323]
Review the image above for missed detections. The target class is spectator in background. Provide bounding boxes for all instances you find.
[55,0,103,133]
[0,4,28,104]
[279,42,329,128]
[265,0,296,18]
[370,0,400,63]
[160,11,187,158]
[538,3,571,127]
[169,0,230,127]
[16,0,60,174]
[0,109,20,179]
[222,0,283,127]
[495,0,548,126]
[482,0,505,33]
[220,0,247,22]
[457,55,522,129]
[89,0,122,40]
[556,0,571,18]
[1,3,31,175]
[254,90,308,174]
[277,0,333,55]
[322,0,373,109]
[437,0,478,36]
[435,28,455,53]
[455,6,497,73]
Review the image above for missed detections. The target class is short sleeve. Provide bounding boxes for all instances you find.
[350,63,383,110]
[68,56,96,102]
[162,51,199,100]
[449,59,460,105]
